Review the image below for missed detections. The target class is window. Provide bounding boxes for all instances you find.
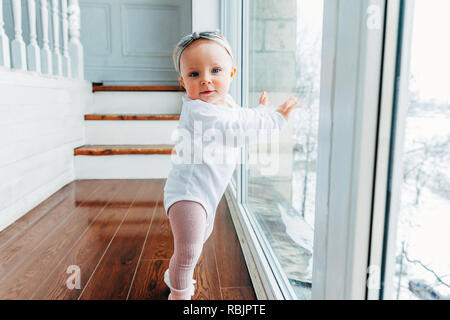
[224,0,410,299]
[242,0,323,299]
[380,0,450,300]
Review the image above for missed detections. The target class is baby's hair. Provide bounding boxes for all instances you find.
[172,31,233,74]
[172,46,182,73]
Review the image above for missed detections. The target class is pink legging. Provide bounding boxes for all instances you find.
[167,200,214,300]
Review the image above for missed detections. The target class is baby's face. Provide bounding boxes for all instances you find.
[178,39,236,106]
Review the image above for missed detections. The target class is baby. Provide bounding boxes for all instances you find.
[163,31,298,300]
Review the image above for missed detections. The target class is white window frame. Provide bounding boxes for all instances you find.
[366,0,415,300]
[191,0,221,32]
[312,0,388,299]
[220,0,241,200]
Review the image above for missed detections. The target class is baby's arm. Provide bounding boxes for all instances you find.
[256,104,278,113]
[190,102,287,148]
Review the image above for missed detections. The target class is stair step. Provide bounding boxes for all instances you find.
[74,145,174,179]
[84,119,178,145]
[92,85,184,92]
[74,144,175,156]
[84,114,180,121]
[88,91,183,114]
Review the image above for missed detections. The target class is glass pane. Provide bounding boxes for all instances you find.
[387,0,450,300]
[244,0,323,299]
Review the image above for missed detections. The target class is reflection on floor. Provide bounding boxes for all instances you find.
[0,179,256,300]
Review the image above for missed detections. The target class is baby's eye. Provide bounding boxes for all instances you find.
[189,72,199,77]
[212,68,221,73]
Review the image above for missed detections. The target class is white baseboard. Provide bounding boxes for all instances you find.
[75,154,172,179]
[0,171,74,232]
[85,120,178,145]
[88,91,183,115]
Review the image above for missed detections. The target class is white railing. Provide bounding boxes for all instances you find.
[0,0,83,79]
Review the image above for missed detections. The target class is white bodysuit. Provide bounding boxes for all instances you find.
[163,93,287,228]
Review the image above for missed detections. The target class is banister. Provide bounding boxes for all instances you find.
[0,0,83,80]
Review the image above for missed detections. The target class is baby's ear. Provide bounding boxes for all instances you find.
[230,67,237,79]
[178,76,185,88]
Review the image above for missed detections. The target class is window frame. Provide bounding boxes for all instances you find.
[366,0,416,300]
[191,0,221,32]
[311,0,388,299]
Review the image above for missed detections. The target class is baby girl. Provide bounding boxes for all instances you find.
[163,30,298,300]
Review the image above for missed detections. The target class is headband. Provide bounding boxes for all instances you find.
[175,30,233,73]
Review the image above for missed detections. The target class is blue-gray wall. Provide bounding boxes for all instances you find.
[3,0,192,85]
[80,0,191,85]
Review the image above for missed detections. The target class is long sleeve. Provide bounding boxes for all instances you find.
[255,103,279,113]
[189,101,287,148]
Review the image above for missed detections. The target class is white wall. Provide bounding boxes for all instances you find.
[192,0,221,31]
[0,68,92,232]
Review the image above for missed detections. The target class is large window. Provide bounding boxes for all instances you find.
[381,0,450,300]
[224,0,446,300]
[242,0,323,299]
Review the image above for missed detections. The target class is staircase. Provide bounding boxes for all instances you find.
[74,85,184,179]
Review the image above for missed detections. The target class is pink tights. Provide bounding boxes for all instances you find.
[167,200,214,300]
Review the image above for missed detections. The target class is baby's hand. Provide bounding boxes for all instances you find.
[276,97,299,121]
[259,91,270,107]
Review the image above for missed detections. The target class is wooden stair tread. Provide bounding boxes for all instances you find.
[74,144,175,156]
[92,85,185,92]
[84,114,180,121]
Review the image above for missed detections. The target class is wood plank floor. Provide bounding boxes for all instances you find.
[0,179,256,300]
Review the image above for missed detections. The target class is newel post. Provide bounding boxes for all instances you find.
[51,0,62,75]
[40,0,52,74]
[27,0,41,72]
[61,0,71,77]
[11,0,27,70]
[0,0,11,67]
[68,0,83,79]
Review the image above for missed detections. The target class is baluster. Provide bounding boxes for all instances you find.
[0,0,11,68]
[61,0,70,77]
[51,0,62,75]
[11,0,27,70]
[68,0,83,79]
[27,0,41,72]
[40,0,52,74]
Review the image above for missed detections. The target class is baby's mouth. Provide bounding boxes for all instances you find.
[200,90,216,95]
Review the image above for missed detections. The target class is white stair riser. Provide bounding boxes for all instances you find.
[75,154,173,179]
[85,120,178,145]
[88,91,183,114]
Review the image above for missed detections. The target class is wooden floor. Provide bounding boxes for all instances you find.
[0,179,256,300]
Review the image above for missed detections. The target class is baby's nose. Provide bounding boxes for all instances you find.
[200,76,212,85]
